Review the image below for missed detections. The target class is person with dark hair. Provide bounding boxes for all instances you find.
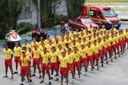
[3,44,14,79]
[20,50,31,85]
[60,21,68,34]
[13,42,22,74]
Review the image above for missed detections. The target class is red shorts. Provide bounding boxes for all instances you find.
[87,56,93,62]
[93,53,99,60]
[112,44,117,49]
[42,64,50,71]
[5,59,12,67]
[80,58,87,64]
[21,66,30,75]
[103,48,108,54]
[126,38,128,42]
[50,62,59,71]
[100,50,104,58]
[14,57,20,63]
[120,40,125,46]
[68,63,74,71]
[116,43,120,48]
[60,67,68,75]
[33,58,40,65]
[74,61,80,69]
[107,46,112,52]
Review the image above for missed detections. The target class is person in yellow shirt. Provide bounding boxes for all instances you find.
[31,45,41,78]
[67,48,75,82]
[80,44,87,72]
[106,34,113,61]
[39,37,44,46]
[22,39,31,52]
[88,25,94,33]
[92,40,100,70]
[3,45,14,79]
[31,38,39,49]
[20,50,31,85]
[59,50,69,85]
[86,42,94,71]
[50,46,59,81]
[13,42,22,74]
[40,47,52,85]
[73,47,81,80]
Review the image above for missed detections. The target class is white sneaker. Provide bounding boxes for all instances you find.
[2,75,8,78]
[11,75,14,80]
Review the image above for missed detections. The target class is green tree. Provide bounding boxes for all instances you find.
[0,0,24,39]
[66,0,85,19]
[33,0,61,28]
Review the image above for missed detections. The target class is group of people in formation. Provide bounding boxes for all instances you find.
[3,25,128,85]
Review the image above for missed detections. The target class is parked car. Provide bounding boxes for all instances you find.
[68,16,99,31]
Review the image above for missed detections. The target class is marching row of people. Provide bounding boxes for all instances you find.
[3,25,128,85]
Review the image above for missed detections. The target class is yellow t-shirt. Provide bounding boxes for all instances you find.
[86,46,94,56]
[31,41,39,48]
[74,51,81,62]
[50,52,58,63]
[68,53,74,64]
[41,52,50,64]
[13,47,22,57]
[22,43,31,52]
[80,48,87,58]
[20,56,30,67]
[32,48,41,59]
[59,56,69,68]
[3,48,13,60]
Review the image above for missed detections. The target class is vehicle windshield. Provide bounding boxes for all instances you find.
[103,9,117,17]
[81,18,93,23]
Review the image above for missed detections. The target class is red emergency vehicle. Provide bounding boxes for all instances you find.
[82,5,121,30]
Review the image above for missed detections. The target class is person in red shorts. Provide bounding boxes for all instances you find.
[40,47,52,85]
[50,46,59,81]
[80,44,88,72]
[67,48,75,83]
[93,40,100,70]
[59,50,69,85]
[20,50,31,85]
[73,47,81,79]
[86,42,94,71]
[13,42,22,74]
[31,45,41,78]
[3,44,14,79]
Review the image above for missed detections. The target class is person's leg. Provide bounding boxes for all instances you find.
[40,70,45,84]
[9,66,14,79]
[20,74,25,85]
[65,75,68,85]
[47,70,52,85]
[60,75,63,85]
[37,64,41,78]
[32,64,36,76]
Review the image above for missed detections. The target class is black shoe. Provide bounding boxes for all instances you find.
[14,71,18,74]
[2,75,8,78]
[40,80,44,84]
[39,75,41,79]
[49,82,51,85]
[55,78,59,81]
[20,83,24,85]
[32,74,35,77]
[30,79,32,82]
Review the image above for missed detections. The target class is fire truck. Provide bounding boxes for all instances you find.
[82,5,121,30]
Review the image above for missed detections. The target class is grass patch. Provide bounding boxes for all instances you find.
[0,39,5,43]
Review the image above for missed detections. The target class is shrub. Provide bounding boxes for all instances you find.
[16,22,34,35]
[54,14,69,25]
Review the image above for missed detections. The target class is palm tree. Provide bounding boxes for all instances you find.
[0,0,24,39]
[66,0,85,19]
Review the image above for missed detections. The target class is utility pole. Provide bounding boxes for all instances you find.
[37,0,41,31]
